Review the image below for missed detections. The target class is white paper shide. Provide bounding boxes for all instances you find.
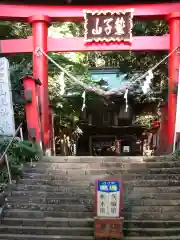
[0,57,15,136]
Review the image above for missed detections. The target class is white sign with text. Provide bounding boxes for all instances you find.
[0,57,15,136]
[97,181,120,218]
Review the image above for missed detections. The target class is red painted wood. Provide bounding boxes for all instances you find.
[48,35,169,52]
[23,76,41,142]
[30,16,51,151]
[167,13,180,150]
[0,37,33,54]
[95,217,124,239]
[0,3,179,21]
[0,35,169,54]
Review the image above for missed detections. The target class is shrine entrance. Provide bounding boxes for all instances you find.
[0,3,180,153]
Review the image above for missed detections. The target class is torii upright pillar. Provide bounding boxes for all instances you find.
[167,12,180,151]
[29,15,51,153]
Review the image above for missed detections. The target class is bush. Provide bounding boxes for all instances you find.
[172,149,180,161]
[0,137,42,192]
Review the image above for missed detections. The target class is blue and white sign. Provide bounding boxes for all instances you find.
[97,180,120,217]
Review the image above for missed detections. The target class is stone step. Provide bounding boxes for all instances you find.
[5,202,180,212]
[32,161,180,169]
[124,227,180,237]
[125,220,180,228]
[5,203,93,212]
[1,226,180,237]
[23,167,180,175]
[6,198,180,207]
[9,186,180,199]
[2,155,179,240]
[7,189,180,202]
[126,186,180,195]
[4,206,180,219]
[126,180,180,187]
[6,197,93,205]
[10,190,92,198]
[132,199,180,206]
[42,156,144,163]
[3,218,180,229]
[18,174,180,185]
[18,179,92,185]
[125,237,180,240]
[136,192,180,200]
[4,209,180,219]
[7,188,180,204]
[22,172,107,180]
[124,212,180,220]
[0,226,93,236]
[1,217,94,227]
[22,168,180,180]
[10,184,93,192]
[11,180,180,194]
[3,209,94,218]
[0,234,94,240]
[1,235,179,240]
[42,156,171,163]
[124,206,180,213]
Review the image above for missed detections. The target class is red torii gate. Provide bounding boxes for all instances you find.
[0,3,180,152]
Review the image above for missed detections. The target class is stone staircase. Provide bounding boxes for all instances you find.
[1,156,180,239]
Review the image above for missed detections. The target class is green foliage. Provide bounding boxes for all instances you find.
[172,149,180,161]
[0,21,31,40]
[0,138,42,192]
[133,114,157,128]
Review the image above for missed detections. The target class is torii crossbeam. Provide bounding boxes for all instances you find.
[0,35,169,53]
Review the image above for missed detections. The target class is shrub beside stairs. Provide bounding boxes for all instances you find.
[0,156,180,239]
